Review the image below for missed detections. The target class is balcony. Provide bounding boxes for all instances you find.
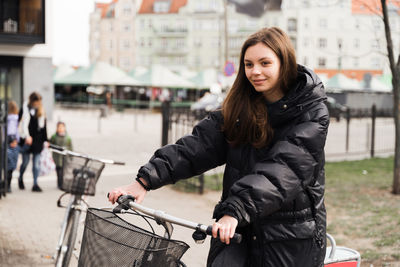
[155,47,188,55]
[153,27,188,37]
[0,0,45,45]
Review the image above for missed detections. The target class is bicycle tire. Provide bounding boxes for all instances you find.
[55,208,81,267]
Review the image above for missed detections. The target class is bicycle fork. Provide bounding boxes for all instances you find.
[53,195,76,266]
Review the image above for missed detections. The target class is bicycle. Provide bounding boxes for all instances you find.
[78,194,361,267]
[49,144,124,267]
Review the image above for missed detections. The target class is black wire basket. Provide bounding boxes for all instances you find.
[61,154,105,196]
[78,208,190,267]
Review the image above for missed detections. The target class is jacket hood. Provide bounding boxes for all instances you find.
[267,64,326,127]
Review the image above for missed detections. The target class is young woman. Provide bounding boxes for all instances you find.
[109,27,329,267]
[19,92,48,192]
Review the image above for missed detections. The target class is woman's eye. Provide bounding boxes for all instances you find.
[261,61,270,66]
[245,63,253,67]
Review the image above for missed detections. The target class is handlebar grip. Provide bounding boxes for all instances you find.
[206,226,242,244]
[113,161,125,165]
[107,193,136,213]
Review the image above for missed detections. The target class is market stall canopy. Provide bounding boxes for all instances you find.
[189,68,219,89]
[368,76,392,92]
[131,64,195,88]
[325,73,363,91]
[53,64,75,81]
[55,62,141,86]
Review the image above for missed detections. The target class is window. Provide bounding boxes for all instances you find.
[148,38,152,47]
[140,19,145,30]
[290,37,297,49]
[121,58,130,69]
[140,37,145,47]
[288,18,297,32]
[354,38,360,49]
[303,38,310,48]
[303,18,309,29]
[355,19,360,29]
[337,38,343,50]
[148,19,153,29]
[109,39,113,50]
[371,39,380,49]
[371,57,380,68]
[154,1,170,13]
[194,38,202,47]
[176,56,186,65]
[176,38,185,49]
[372,18,381,30]
[303,57,308,66]
[353,57,359,67]
[123,23,131,32]
[109,57,113,65]
[123,40,130,49]
[161,38,168,49]
[319,18,327,29]
[318,58,326,68]
[318,38,327,49]
[109,22,113,32]
[160,19,168,32]
[123,5,131,15]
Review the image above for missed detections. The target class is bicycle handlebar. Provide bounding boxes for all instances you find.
[49,144,125,165]
[112,194,242,244]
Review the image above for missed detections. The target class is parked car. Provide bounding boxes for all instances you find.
[326,96,347,122]
[191,92,225,119]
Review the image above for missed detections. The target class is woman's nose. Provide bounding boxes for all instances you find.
[252,66,261,75]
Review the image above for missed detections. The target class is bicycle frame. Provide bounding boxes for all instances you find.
[51,144,124,267]
[54,194,86,267]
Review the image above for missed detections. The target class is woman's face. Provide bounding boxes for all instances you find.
[244,42,283,102]
[31,100,41,109]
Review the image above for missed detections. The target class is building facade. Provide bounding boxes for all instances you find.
[90,0,399,80]
[89,0,138,71]
[0,0,53,115]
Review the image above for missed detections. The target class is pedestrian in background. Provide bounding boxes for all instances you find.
[109,27,329,266]
[50,121,73,189]
[19,92,48,192]
[6,100,20,192]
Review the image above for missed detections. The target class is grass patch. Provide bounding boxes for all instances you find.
[325,156,400,265]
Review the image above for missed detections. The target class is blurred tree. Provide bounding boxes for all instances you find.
[379,0,400,194]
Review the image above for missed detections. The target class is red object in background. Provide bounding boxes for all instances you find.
[325,261,358,267]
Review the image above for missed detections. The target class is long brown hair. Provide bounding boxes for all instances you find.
[28,92,44,117]
[222,27,297,148]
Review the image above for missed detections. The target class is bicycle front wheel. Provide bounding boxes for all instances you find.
[55,208,81,267]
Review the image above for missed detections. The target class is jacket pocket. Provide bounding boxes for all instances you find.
[260,219,316,243]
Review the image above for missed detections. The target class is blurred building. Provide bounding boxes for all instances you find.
[89,0,138,71]
[89,0,399,81]
[273,0,400,81]
[0,0,53,115]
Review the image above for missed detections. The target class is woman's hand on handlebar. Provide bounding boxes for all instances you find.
[108,178,148,204]
[212,215,238,245]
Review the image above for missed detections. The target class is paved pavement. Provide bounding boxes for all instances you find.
[0,107,395,267]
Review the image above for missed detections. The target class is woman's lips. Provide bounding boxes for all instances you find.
[253,79,266,85]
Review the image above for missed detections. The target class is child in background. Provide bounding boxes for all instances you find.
[6,101,20,192]
[50,121,73,189]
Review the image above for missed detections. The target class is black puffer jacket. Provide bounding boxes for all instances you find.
[138,65,329,267]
